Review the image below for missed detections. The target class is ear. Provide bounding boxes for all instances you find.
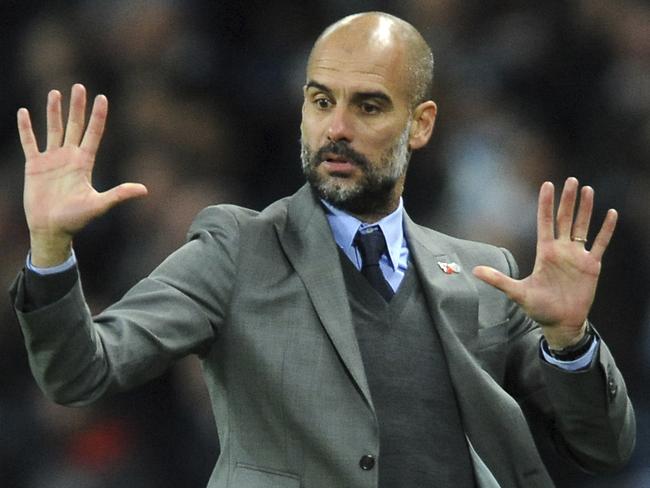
[408,101,437,150]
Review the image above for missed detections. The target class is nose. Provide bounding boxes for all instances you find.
[327,106,354,143]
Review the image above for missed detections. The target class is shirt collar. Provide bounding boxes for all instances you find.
[321,198,405,271]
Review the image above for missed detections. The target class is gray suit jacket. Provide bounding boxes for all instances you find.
[12,184,635,488]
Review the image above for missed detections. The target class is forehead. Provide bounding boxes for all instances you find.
[307,32,410,101]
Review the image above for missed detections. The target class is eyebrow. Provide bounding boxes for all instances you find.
[305,80,393,107]
[305,80,332,94]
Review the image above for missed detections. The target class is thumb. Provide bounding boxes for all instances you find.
[98,182,148,213]
[473,265,522,302]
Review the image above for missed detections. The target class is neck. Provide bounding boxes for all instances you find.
[346,180,404,223]
[349,202,398,223]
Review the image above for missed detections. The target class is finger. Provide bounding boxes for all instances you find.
[97,183,149,214]
[46,89,64,150]
[590,209,618,261]
[555,177,579,239]
[571,185,593,243]
[17,108,40,160]
[537,181,555,243]
[63,84,87,146]
[473,266,524,303]
[80,95,108,154]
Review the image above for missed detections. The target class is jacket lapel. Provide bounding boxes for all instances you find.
[405,217,511,483]
[405,216,551,487]
[275,185,374,409]
[405,215,479,349]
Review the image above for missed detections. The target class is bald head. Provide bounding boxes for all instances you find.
[308,12,434,107]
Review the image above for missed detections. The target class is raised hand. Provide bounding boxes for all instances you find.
[473,177,618,349]
[18,84,148,267]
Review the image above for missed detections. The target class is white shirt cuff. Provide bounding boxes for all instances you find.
[26,249,77,275]
[541,337,599,371]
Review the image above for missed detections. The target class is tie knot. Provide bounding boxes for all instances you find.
[354,227,387,267]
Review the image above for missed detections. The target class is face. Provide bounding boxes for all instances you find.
[300,25,418,216]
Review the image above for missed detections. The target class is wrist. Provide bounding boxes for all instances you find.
[542,319,589,350]
[544,323,595,361]
[29,232,73,268]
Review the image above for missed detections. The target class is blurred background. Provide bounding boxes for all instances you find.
[0,0,647,486]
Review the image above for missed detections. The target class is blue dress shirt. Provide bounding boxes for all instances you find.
[321,198,408,293]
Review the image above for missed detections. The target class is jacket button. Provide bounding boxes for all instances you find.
[359,454,375,470]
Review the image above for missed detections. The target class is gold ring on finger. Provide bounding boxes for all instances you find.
[571,236,588,243]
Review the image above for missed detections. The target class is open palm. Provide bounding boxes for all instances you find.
[474,178,617,348]
[18,84,147,266]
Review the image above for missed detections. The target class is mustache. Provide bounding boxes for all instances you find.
[313,141,370,169]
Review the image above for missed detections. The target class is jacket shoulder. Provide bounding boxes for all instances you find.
[409,223,519,278]
[186,196,293,240]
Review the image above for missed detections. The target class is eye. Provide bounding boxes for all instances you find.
[314,97,333,109]
[360,102,380,115]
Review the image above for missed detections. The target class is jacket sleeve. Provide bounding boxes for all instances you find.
[499,248,636,474]
[10,205,240,406]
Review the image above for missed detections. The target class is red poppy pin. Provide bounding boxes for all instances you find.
[437,261,461,275]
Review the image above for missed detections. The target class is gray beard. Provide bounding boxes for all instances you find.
[300,123,411,215]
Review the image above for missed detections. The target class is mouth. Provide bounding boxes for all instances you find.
[321,153,357,175]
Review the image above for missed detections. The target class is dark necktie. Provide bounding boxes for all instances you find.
[354,227,394,301]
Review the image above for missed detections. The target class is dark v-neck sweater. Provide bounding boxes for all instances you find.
[339,253,476,488]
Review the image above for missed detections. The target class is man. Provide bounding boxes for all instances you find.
[12,12,634,488]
